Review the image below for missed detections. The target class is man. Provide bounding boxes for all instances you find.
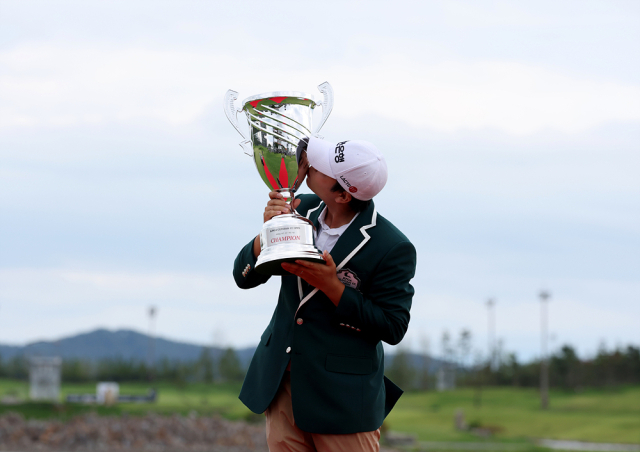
[233,137,417,452]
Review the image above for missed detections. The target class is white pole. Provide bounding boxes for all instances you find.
[486,298,495,370]
[539,291,550,409]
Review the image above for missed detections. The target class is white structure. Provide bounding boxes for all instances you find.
[96,382,120,405]
[436,367,456,392]
[29,356,62,401]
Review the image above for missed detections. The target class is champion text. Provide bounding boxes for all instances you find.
[271,235,301,244]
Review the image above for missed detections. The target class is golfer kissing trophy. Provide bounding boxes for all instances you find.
[224,82,334,275]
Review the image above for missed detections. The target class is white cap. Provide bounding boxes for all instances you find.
[306,137,388,201]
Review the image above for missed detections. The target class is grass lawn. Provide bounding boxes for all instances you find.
[0,379,256,422]
[2,379,639,444]
[386,386,640,444]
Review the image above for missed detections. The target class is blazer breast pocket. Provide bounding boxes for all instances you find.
[325,354,373,375]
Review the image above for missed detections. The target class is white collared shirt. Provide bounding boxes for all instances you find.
[314,207,359,253]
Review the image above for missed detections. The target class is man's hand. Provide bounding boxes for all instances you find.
[281,251,345,306]
[263,191,301,223]
[253,191,302,258]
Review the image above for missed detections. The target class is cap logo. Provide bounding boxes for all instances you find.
[340,175,357,193]
[334,141,347,163]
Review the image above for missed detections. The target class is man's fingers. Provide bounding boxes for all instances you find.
[293,260,313,268]
[267,199,287,208]
[294,259,327,269]
[284,261,324,274]
[268,191,284,199]
[265,207,282,216]
[322,251,335,266]
[281,262,302,274]
[292,198,301,209]
[266,200,290,214]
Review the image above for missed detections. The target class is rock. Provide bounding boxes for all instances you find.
[454,409,467,430]
[0,412,269,451]
[384,430,417,446]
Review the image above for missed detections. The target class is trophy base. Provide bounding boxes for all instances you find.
[255,212,324,275]
[256,246,325,275]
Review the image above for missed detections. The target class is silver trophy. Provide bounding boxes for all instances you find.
[224,82,334,275]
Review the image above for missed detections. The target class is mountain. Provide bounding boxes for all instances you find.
[0,328,450,372]
[385,350,451,374]
[0,329,256,368]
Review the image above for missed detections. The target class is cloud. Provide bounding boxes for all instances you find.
[1,42,639,135]
[3,265,637,359]
[0,267,280,347]
[1,0,638,356]
[402,277,640,360]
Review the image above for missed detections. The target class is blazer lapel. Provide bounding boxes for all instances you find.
[306,200,324,227]
[297,200,324,301]
[329,201,377,271]
[294,200,377,317]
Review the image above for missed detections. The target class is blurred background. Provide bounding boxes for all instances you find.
[0,0,639,450]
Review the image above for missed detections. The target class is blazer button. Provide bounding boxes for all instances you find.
[286,347,291,354]
[296,318,303,325]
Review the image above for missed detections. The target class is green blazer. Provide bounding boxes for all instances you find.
[233,194,417,434]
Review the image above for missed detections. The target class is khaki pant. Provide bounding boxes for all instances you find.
[265,371,380,452]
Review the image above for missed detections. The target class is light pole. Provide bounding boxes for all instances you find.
[148,306,157,381]
[539,290,550,409]
[486,298,496,370]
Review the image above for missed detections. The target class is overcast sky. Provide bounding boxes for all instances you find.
[1,0,638,362]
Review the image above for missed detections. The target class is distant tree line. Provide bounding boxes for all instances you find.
[385,330,640,392]
[2,339,639,392]
[484,344,640,390]
[0,347,246,384]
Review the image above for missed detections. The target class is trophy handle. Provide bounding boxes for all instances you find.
[239,139,253,157]
[312,82,333,136]
[224,90,254,156]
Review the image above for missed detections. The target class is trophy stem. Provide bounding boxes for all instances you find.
[275,187,294,199]
[274,187,316,229]
[275,187,297,208]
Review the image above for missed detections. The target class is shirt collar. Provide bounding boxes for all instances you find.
[317,207,359,236]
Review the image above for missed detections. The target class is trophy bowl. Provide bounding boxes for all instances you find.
[224,83,334,275]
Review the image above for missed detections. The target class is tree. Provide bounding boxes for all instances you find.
[457,329,472,379]
[502,353,520,387]
[550,345,580,390]
[440,331,456,388]
[418,335,431,390]
[625,346,640,383]
[62,359,92,382]
[218,348,244,382]
[386,348,416,390]
[441,331,453,363]
[472,350,485,407]
[6,355,27,379]
[197,347,215,383]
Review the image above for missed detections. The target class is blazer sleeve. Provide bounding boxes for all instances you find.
[233,237,271,289]
[332,240,416,345]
